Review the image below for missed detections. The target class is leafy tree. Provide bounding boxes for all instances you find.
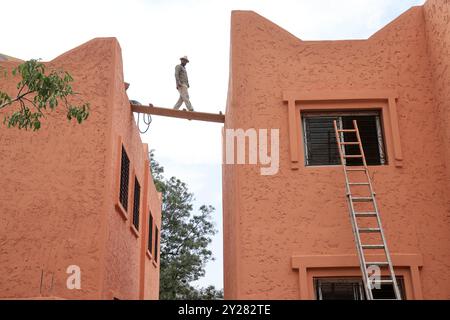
[150,151,223,300]
[184,285,224,300]
[0,59,89,131]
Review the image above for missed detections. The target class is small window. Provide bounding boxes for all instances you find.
[315,278,364,300]
[302,112,386,166]
[132,177,141,230]
[154,227,159,263]
[119,146,130,210]
[314,277,406,300]
[148,212,154,254]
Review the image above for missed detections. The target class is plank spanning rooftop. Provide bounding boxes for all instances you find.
[131,104,225,123]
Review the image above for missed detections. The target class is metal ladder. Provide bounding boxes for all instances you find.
[333,119,401,300]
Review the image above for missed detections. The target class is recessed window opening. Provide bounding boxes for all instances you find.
[119,146,130,210]
[302,111,386,166]
[132,177,141,230]
[314,276,406,300]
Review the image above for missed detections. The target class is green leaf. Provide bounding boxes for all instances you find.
[33,121,41,131]
[1,59,90,130]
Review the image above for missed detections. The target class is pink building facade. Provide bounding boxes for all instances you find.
[0,38,161,300]
[223,0,450,299]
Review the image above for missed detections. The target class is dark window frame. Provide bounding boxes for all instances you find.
[132,177,141,230]
[302,111,387,166]
[119,146,130,211]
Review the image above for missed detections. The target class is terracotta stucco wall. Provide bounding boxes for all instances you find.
[222,57,241,297]
[0,39,112,299]
[0,38,161,299]
[143,175,161,300]
[101,38,161,300]
[423,0,450,193]
[224,4,450,299]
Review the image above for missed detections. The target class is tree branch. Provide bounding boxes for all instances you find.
[17,81,26,97]
[0,91,32,110]
[172,217,204,257]
[22,96,46,119]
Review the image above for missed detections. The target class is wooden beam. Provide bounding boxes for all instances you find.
[131,104,225,123]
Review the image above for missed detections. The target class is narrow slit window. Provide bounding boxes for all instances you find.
[302,111,386,166]
[132,177,141,230]
[154,227,159,263]
[119,146,130,210]
[148,212,154,254]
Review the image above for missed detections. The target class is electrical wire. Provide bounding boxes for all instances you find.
[137,111,152,134]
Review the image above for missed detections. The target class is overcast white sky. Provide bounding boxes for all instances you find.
[2,0,426,291]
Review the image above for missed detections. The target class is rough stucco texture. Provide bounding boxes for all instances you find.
[101,39,161,300]
[424,0,450,193]
[0,38,161,299]
[223,1,450,299]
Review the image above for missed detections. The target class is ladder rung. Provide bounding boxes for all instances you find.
[343,155,363,158]
[355,212,377,217]
[359,228,381,233]
[337,129,357,132]
[362,244,385,249]
[365,262,389,267]
[340,142,360,145]
[351,196,373,202]
[349,182,370,186]
[372,279,394,284]
[345,168,366,172]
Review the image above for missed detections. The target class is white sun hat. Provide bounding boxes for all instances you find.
[180,56,189,63]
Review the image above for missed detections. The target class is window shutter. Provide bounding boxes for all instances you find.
[303,113,385,166]
[132,178,140,230]
[119,146,130,210]
[148,213,153,254]
[304,116,340,165]
[154,227,159,263]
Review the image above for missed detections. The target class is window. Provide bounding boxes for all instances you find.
[119,146,130,210]
[302,112,386,166]
[315,278,364,300]
[314,277,406,300]
[148,212,154,254]
[154,227,159,263]
[132,177,141,230]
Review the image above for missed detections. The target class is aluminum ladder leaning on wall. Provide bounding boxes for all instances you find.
[333,119,401,300]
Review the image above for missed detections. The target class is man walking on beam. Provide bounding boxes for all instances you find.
[173,56,194,111]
